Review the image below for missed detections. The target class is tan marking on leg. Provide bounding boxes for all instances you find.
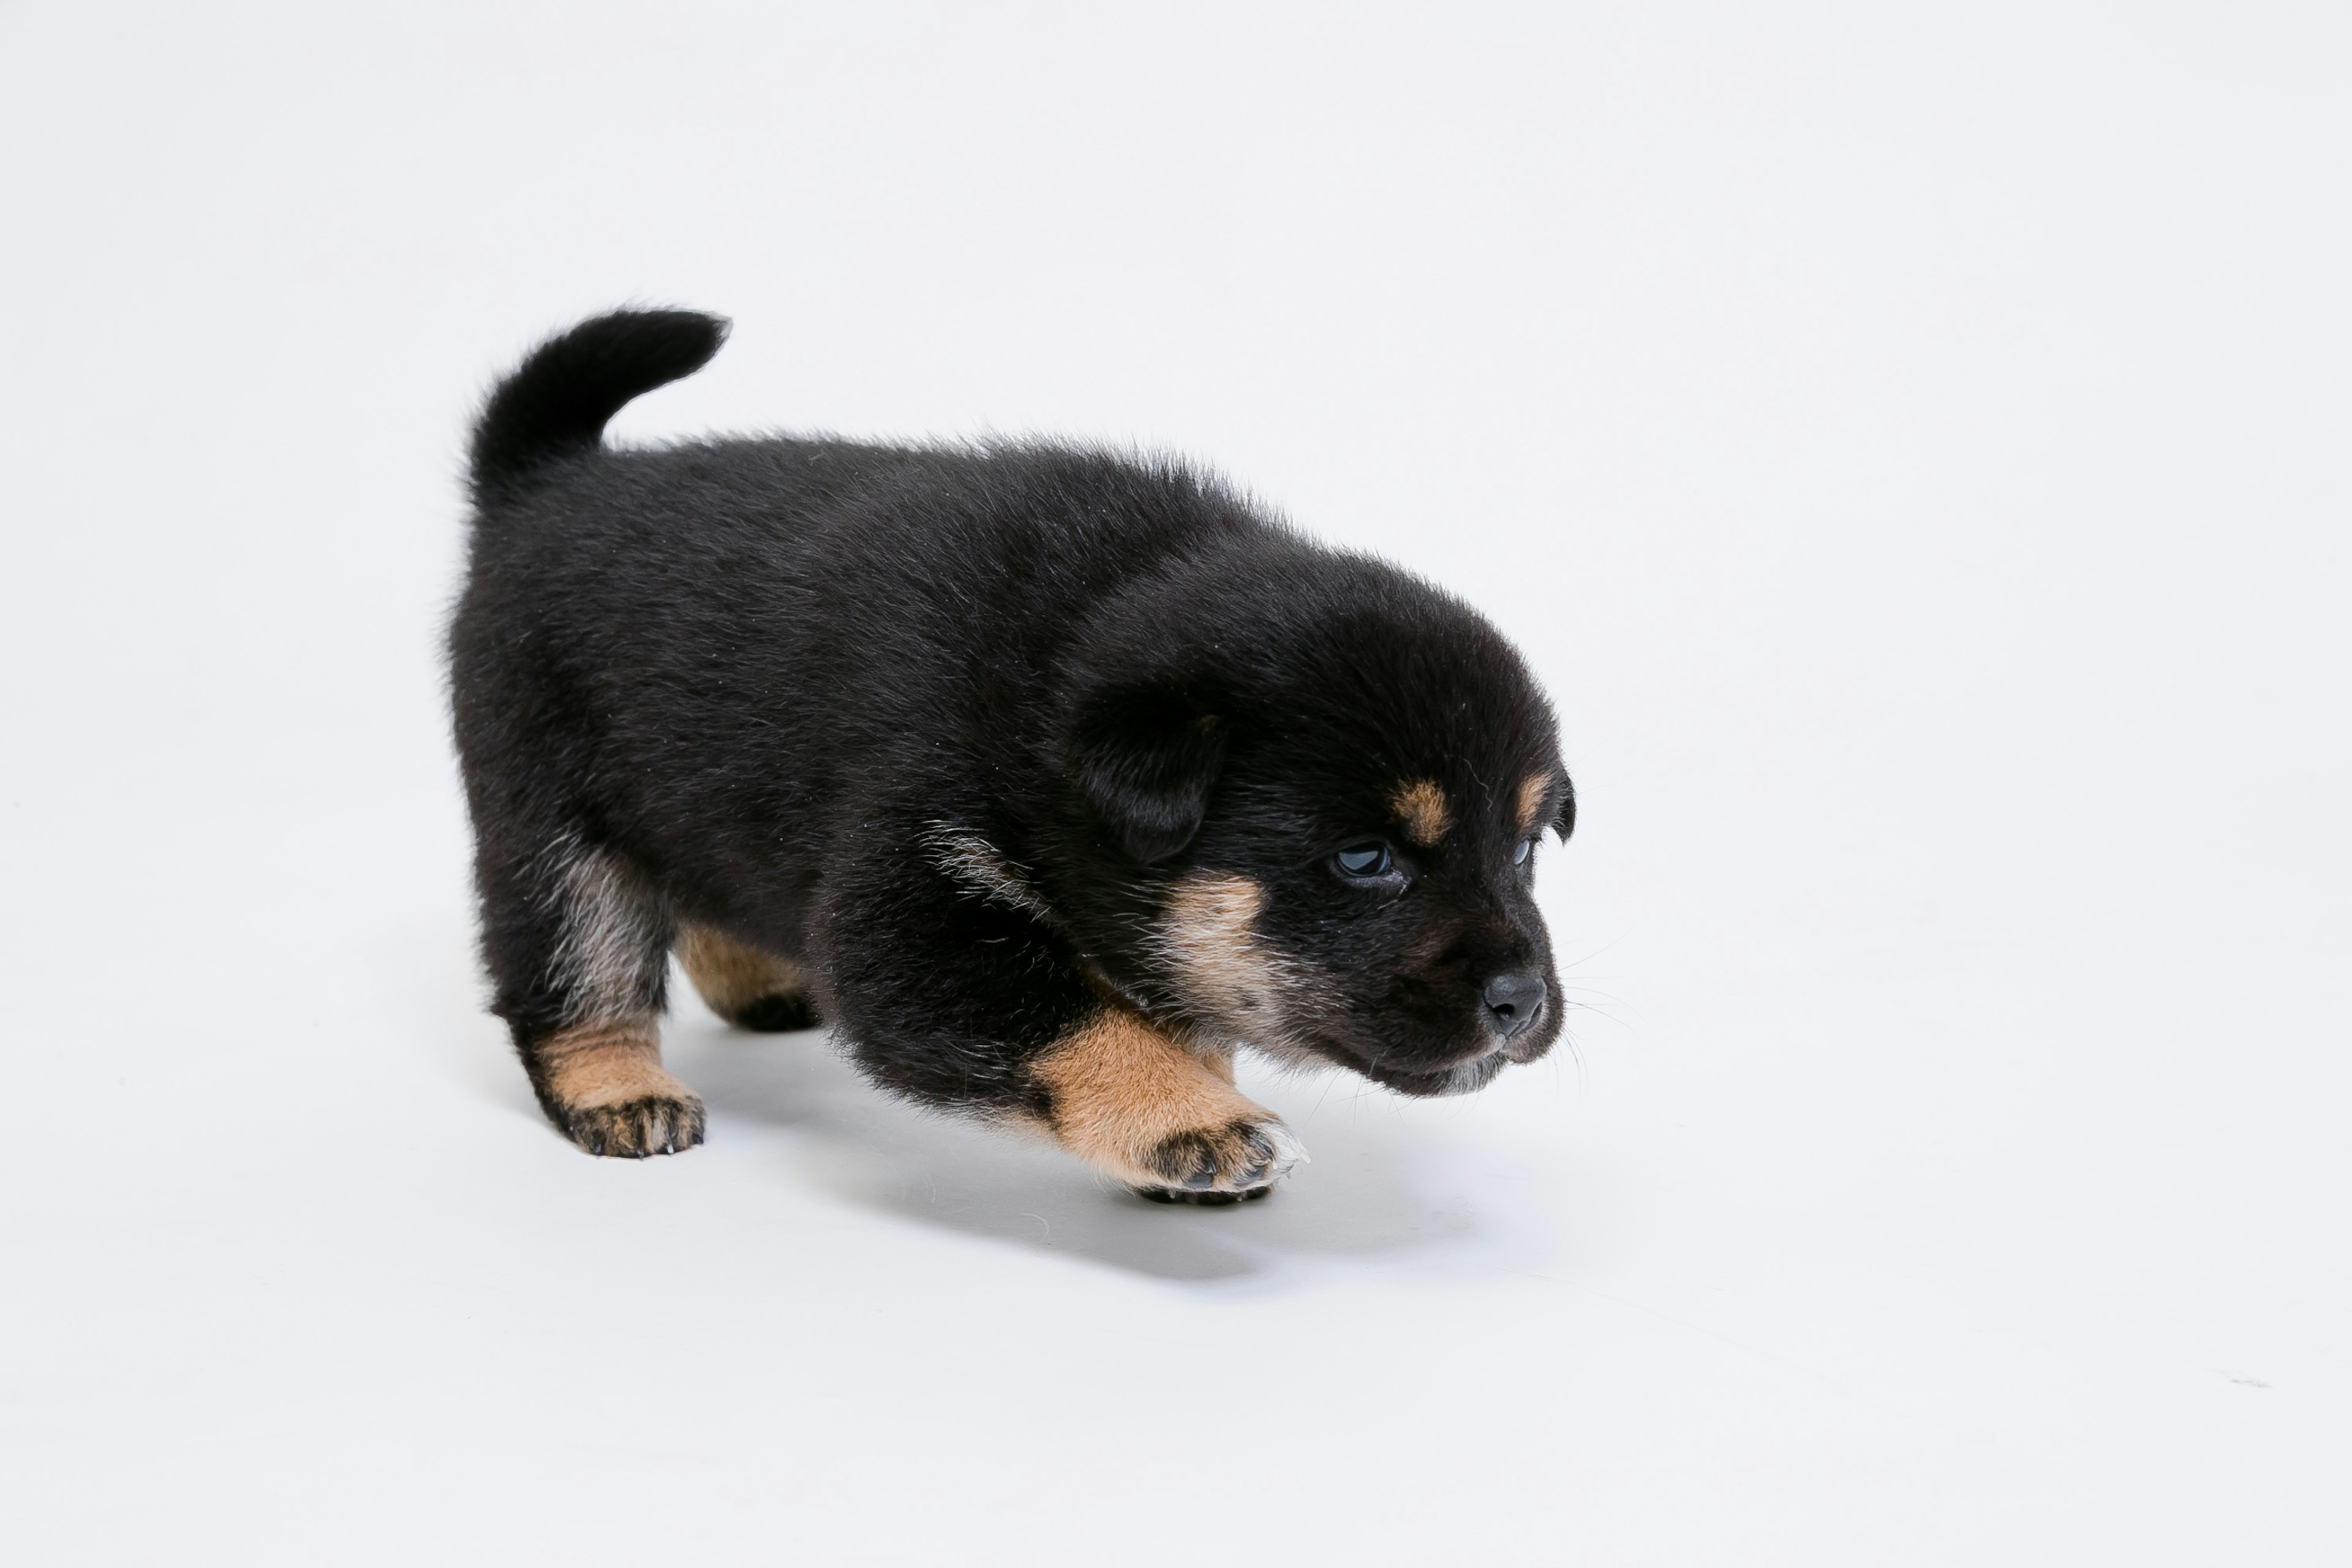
[1390,778,1452,847]
[1515,769,1555,835]
[1031,1011,1304,1193]
[538,1018,686,1109]
[532,1016,707,1158]
[677,924,807,1019]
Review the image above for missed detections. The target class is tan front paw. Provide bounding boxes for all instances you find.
[1130,1115,1308,1205]
[1030,1010,1310,1205]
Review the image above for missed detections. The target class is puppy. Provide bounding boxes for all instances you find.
[450,309,1574,1202]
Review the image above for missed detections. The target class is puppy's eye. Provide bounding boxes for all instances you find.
[1513,838,1534,867]
[1333,842,1392,879]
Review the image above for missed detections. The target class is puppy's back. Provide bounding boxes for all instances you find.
[453,314,1270,925]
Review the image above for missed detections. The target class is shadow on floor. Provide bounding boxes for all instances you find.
[372,914,1529,1289]
[673,1017,1520,1289]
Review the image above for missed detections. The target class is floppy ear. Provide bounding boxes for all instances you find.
[1553,774,1577,841]
[1068,684,1228,864]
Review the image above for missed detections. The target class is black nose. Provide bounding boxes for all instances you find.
[1481,971,1547,1040]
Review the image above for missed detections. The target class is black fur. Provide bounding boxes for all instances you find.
[469,309,728,505]
[450,309,1574,1161]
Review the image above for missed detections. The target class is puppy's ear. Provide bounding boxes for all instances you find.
[1553,774,1577,841]
[1068,685,1228,864]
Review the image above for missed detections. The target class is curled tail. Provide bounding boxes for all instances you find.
[469,308,730,503]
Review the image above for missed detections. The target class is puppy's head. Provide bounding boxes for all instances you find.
[1060,546,1572,1096]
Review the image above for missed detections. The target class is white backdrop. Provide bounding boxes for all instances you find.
[2,3,2345,1562]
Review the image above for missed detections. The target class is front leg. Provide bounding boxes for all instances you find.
[1031,1009,1308,1204]
[821,818,1307,1204]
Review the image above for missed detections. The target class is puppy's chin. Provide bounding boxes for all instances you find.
[1223,1000,1560,1098]
[1360,1050,1510,1098]
[1332,1016,1562,1097]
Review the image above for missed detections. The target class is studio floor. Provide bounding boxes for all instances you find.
[3,4,2345,1562]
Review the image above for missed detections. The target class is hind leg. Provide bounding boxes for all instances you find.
[677,924,821,1032]
[477,831,704,1158]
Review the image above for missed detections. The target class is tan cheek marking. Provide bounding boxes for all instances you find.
[1159,873,1278,1025]
[1154,872,1338,1066]
[537,1019,693,1112]
[676,923,809,1017]
[1391,778,1452,847]
[1030,1011,1258,1184]
[1515,769,1554,835]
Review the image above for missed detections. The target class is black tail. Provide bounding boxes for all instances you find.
[469,308,730,503]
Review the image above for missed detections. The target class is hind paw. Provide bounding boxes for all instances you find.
[562,1093,706,1158]
[722,992,821,1032]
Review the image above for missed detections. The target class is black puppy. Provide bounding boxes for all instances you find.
[450,309,1573,1202]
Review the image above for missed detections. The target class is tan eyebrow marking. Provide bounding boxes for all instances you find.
[1390,778,1452,847]
[1515,770,1554,835]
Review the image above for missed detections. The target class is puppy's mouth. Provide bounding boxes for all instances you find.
[1359,1049,1511,1098]
[1324,1008,1559,1098]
